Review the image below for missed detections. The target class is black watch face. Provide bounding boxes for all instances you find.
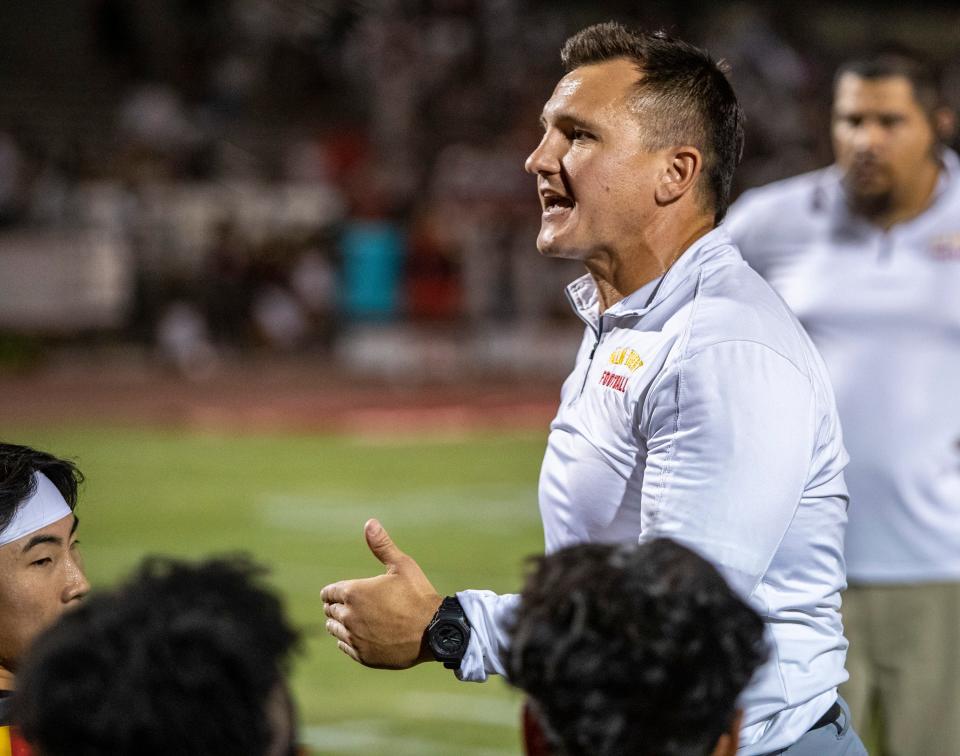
[431,622,466,656]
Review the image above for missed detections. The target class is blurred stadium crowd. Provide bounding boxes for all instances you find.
[0,0,958,377]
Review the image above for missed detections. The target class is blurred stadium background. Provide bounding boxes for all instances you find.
[2,0,958,752]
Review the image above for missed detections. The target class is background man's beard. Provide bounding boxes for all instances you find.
[846,182,893,218]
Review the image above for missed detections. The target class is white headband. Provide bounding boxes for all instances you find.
[0,472,73,547]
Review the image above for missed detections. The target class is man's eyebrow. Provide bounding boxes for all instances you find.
[21,534,63,554]
[540,110,602,134]
[71,515,79,536]
[834,106,907,117]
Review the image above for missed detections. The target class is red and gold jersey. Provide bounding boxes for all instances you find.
[0,725,32,756]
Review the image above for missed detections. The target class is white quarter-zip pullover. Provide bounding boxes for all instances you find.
[458,226,851,755]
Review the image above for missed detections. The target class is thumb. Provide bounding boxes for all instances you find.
[364,519,407,572]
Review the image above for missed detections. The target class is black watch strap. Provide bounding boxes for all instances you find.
[436,595,463,616]
[427,595,471,669]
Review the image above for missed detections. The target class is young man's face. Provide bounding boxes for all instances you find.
[0,514,89,676]
[832,73,938,211]
[525,58,664,261]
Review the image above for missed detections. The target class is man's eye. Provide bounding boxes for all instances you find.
[836,115,862,128]
[572,129,591,141]
[30,557,53,567]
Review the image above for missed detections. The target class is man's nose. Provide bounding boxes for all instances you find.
[63,556,91,603]
[852,121,885,153]
[524,132,561,176]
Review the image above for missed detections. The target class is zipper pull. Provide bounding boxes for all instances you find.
[589,316,603,360]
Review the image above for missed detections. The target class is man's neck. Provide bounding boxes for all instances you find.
[585,216,714,312]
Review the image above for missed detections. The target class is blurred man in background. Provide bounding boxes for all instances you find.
[14,556,300,756]
[0,443,89,755]
[507,538,768,756]
[726,51,960,756]
[323,22,865,755]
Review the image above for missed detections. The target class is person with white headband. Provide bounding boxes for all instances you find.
[0,442,90,753]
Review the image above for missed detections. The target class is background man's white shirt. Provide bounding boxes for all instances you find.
[457,227,851,755]
[725,150,960,583]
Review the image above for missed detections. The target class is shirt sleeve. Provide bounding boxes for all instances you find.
[454,590,520,682]
[638,340,816,598]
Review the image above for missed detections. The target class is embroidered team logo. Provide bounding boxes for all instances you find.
[608,347,644,371]
[599,370,629,392]
[598,347,644,393]
[930,233,960,261]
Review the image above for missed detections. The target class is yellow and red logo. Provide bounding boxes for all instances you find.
[931,232,960,261]
[598,347,644,393]
[609,347,644,372]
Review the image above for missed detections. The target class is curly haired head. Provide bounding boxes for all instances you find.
[14,555,300,756]
[507,538,767,756]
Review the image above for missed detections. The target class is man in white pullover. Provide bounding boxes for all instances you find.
[322,22,865,754]
[726,51,960,756]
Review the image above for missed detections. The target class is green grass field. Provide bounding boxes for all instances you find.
[11,425,549,755]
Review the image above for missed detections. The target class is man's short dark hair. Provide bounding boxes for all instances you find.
[507,539,767,756]
[14,556,300,756]
[836,48,943,117]
[0,443,82,535]
[561,22,744,223]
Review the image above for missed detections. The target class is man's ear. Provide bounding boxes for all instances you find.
[709,708,743,756]
[655,146,702,206]
[934,106,956,143]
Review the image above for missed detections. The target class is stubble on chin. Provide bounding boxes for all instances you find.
[535,232,560,258]
[845,183,893,219]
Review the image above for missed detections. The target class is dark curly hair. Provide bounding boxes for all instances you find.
[0,442,83,535]
[14,555,300,756]
[561,22,744,223]
[506,539,767,756]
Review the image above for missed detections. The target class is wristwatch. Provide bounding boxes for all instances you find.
[426,596,471,669]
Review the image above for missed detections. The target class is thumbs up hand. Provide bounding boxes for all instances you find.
[321,519,443,669]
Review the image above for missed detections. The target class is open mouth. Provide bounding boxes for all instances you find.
[848,159,887,181]
[542,193,575,216]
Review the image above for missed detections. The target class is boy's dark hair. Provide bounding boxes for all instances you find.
[15,556,300,756]
[0,443,82,535]
[835,47,943,117]
[561,22,745,223]
[507,538,767,756]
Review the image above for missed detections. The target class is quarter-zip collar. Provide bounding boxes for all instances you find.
[564,225,741,327]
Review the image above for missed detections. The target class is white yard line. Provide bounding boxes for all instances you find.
[300,691,522,754]
[256,484,537,531]
[300,721,517,756]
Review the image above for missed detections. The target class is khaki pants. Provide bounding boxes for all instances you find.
[841,581,960,756]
